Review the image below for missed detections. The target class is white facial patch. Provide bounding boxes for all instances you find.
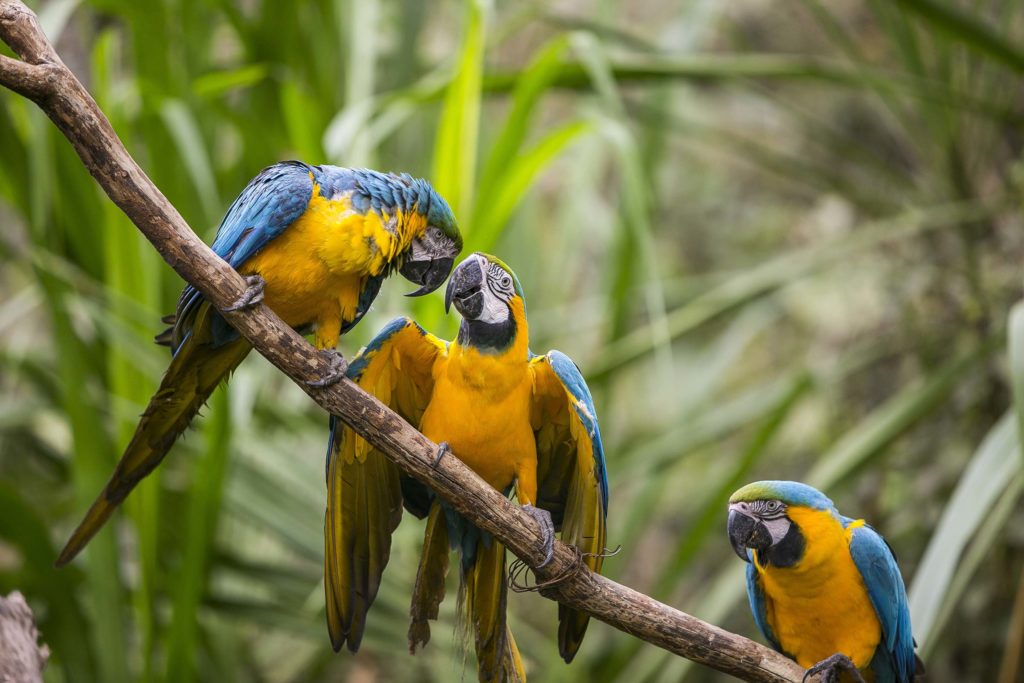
[408,237,430,261]
[459,254,513,325]
[476,288,510,324]
[761,516,792,544]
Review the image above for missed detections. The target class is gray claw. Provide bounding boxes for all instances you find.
[803,653,865,683]
[307,349,348,388]
[225,274,266,312]
[522,504,555,568]
[432,442,451,469]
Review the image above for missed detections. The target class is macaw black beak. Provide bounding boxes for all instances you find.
[444,255,485,317]
[401,256,455,297]
[728,508,772,561]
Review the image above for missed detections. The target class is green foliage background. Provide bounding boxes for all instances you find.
[1,0,1023,680]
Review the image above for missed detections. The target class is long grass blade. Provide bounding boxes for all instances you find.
[909,411,1022,650]
[894,0,1024,73]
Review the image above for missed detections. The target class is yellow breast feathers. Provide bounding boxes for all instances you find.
[239,185,423,345]
[755,508,882,670]
[420,344,536,494]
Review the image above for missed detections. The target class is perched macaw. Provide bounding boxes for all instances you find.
[56,161,462,567]
[727,481,923,683]
[324,253,608,681]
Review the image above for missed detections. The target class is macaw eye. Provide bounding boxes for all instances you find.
[428,227,442,240]
[501,276,512,288]
[766,501,779,511]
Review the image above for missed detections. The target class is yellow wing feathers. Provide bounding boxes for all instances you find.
[529,355,607,662]
[324,318,445,652]
[324,440,403,651]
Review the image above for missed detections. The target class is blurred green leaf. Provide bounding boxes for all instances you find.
[895,0,1024,73]
[192,65,270,99]
[909,411,1022,651]
[0,483,95,679]
[590,200,1006,379]
[161,99,222,223]
[471,119,590,253]
[809,335,1000,489]
[167,389,233,683]
[1009,301,1024,462]
[432,0,488,223]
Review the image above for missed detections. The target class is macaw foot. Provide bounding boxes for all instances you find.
[522,504,555,568]
[802,653,866,683]
[432,441,451,469]
[225,274,266,312]
[307,349,348,388]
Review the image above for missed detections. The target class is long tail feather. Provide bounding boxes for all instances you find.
[409,500,450,653]
[56,306,250,567]
[557,444,607,662]
[325,426,403,652]
[505,627,526,683]
[465,538,526,682]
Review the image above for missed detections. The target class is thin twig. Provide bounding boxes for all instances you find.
[0,2,808,680]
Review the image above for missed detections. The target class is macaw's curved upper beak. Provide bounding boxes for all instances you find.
[401,256,455,297]
[444,254,485,317]
[728,508,772,561]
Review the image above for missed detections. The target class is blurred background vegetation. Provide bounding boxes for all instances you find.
[1,0,1022,681]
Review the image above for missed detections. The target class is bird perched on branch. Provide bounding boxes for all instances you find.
[324,252,608,681]
[727,481,923,683]
[56,161,462,567]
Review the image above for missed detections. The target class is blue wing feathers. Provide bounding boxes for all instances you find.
[745,560,783,653]
[210,160,315,268]
[169,161,315,350]
[545,351,609,515]
[345,317,417,381]
[848,524,916,683]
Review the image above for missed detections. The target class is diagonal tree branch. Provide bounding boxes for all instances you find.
[0,2,807,681]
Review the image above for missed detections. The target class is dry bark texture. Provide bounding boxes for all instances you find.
[0,592,48,683]
[0,2,812,680]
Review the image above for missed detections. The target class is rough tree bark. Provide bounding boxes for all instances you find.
[0,592,48,683]
[0,2,810,681]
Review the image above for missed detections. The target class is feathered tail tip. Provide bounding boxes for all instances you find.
[460,538,526,682]
[409,501,450,654]
[408,620,431,654]
[503,628,526,683]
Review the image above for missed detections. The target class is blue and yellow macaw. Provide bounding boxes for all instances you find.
[324,253,608,681]
[56,161,462,567]
[727,481,923,683]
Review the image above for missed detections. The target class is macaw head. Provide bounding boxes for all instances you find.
[399,186,462,297]
[727,480,834,568]
[444,252,526,352]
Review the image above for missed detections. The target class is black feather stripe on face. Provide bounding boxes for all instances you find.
[485,262,515,302]
[761,522,805,568]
